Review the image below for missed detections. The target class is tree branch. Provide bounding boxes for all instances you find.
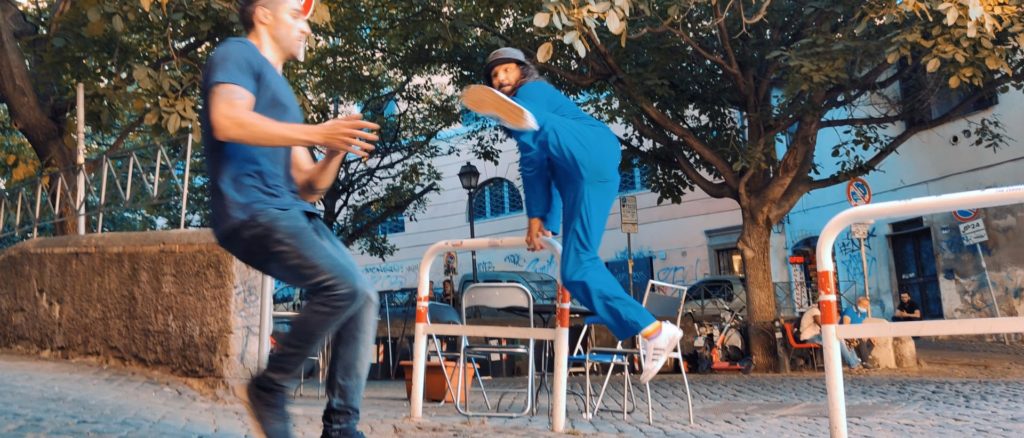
[583,28,741,189]
[627,115,734,199]
[339,183,438,246]
[642,23,739,78]
[809,74,1013,190]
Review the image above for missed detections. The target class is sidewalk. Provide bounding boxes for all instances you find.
[1,349,1023,437]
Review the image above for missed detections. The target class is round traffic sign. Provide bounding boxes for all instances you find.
[952,209,980,223]
[846,177,872,207]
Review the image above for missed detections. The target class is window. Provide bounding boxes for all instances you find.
[376,212,405,235]
[471,178,524,220]
[715,248,745,276]
[900,63,998,128]
[618,158,647,194]
[705,225,745,277]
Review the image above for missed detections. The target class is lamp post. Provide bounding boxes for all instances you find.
[458,162,480,283]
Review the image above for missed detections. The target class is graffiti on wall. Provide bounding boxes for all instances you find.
[654,258,704,286]
[834,227,888,313]
[363,261,420,291]
[502,252,557,274]
[935,204,1024,319]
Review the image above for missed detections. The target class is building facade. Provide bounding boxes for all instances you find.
[779,88,1024,322]
[354,88,1024,326]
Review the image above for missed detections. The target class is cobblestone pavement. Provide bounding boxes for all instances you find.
[2,353,1023,437]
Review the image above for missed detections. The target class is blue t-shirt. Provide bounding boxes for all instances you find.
[842,306,868,324]
[201,38,317,237]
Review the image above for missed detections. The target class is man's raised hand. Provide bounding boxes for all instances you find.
[317,114,380,157]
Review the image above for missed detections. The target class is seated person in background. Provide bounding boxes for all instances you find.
[799,306,864,369]
[842,296,874,366]
[443,279,457,306]
[893,291,922,322]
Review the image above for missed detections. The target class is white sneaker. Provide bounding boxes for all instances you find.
[640,322,683,384]
[460,85,539,131]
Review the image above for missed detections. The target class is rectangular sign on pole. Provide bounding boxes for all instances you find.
[851,223,870,239]
[620,196,638,234]
[959,219,988,245]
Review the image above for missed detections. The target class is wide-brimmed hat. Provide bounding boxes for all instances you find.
[483,47,528,79]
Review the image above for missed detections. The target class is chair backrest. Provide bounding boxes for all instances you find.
[783,322,800,347]
[641,280,687,325]
[427,302,461,325]
[462,283,534,328]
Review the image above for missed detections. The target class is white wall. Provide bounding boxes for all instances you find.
[782,89,1024,318]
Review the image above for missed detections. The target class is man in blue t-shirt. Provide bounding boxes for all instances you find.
[201,1,380,437]
[842,296,874,367]
[461,47,684,385]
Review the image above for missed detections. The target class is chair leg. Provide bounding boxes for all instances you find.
[645,380,653,426]
[470,357,492,410]
[677,351,694,425]
[622,365,630,421]
[584,358,593,420]
[592,359,617,417]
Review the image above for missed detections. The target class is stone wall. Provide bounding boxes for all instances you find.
[0,230,262,386]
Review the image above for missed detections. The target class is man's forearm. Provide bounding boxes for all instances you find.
[213,107,321,148]
[298,151,345,202]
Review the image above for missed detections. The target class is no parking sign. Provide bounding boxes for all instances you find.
[953,209,980,223]
[846,177,872,207]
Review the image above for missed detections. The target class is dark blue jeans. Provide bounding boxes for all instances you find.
[218,208,378,435]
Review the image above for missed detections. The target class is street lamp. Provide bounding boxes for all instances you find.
[458,162,480,283]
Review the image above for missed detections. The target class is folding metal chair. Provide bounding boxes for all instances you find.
[455,283,536,417]
[425,302,492,408]
[570,280,695,425]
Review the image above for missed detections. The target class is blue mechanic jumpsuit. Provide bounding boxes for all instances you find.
[505,81,656,340]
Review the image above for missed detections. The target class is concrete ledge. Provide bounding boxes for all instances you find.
[0,229,262,387]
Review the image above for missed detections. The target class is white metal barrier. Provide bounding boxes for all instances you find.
[815,184,1024,437]
[408,236,570,432]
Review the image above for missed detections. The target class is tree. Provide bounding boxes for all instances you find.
[327,0,1024,369]
[524,0,1024,369]
[0,0,449,257]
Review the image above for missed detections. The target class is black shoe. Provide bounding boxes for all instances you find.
[245,375,293,438]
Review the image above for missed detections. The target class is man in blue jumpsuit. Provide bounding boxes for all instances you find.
[461,47,683,384]
[202,1,379,436]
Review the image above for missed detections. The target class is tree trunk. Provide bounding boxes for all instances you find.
[737,210,779,372]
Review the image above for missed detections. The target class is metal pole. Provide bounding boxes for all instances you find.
[627,233,635,299]
[180,126,194,229]
[126,154,135,200]
[258,274,274,372]
[33,180,42,238]
[76,83,86,235]
[976,243,1009,344]
[98,157,108,233]
[0,198,5,234]
[551,284,570,432]
[468,189,478,283]
[15,189,23,233]
[153,147,162,197]
[859,237,871,318]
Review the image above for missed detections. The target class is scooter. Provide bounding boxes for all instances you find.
[692,305,754,374]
